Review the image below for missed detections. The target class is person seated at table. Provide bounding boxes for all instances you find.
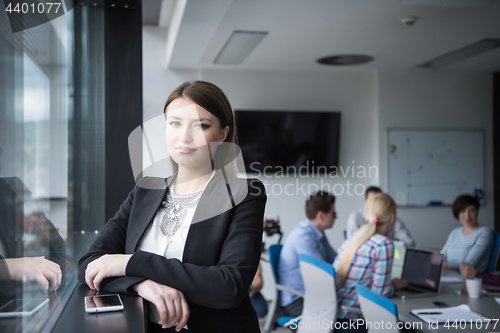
[459,263,500,287]
[346,186,415,247]
[249,264,268,318]
[333,193,407,327]
[441,195,494,272]
[278,191,337,317]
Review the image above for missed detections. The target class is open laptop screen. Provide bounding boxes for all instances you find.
[401,249,443,291]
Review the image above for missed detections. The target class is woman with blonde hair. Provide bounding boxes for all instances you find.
[332,193,407,329]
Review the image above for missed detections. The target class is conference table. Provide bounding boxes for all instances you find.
[50,284,147,333]
[391,270,500,333]
[0,281,147,333]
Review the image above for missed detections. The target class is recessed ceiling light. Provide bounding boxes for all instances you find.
[317,54,374,66]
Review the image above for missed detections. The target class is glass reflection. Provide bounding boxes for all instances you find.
[0,2,106,331]
[0,178,76,291]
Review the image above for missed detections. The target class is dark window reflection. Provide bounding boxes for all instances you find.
[0,177,76,300]
[0,3,105,332]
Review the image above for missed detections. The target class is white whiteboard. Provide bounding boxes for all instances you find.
[388,129,484,207]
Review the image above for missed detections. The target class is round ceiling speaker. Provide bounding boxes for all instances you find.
[317,54,374,66]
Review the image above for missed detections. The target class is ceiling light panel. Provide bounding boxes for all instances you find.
[418,38,500,68]
[403,0,493,8]
[213,30,268,65]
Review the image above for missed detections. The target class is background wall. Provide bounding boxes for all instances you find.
[144,26,380,249]
[378,69,494,251]
[202,68,380,249]
[143,26,494,299]
[143,26,198,121]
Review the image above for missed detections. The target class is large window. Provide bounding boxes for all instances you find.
[0,4,106,332]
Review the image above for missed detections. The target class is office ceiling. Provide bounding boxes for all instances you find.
[142,0,162,25]
[144,0,500,72]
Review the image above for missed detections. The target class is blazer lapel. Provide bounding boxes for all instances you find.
[190,170,233,225]
[183,171,233,262]
[127,177,173,253]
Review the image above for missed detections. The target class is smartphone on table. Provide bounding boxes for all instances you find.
[84,294,124,313]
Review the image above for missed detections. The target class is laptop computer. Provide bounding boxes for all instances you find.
[394,248,444,299]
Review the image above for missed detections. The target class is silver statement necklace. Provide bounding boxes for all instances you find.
[159,187,203,237]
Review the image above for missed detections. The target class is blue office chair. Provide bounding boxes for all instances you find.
[487,232,500,273]
[355,283,399,332]
[263,244,304,332]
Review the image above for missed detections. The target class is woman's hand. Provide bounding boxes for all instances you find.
[443,261,449,269]
[5,257,62,292]
[459,263,477,279]
[134,280,190,331]
[391,278,408,290]
[85,254,132,291]
[249,273,263,297]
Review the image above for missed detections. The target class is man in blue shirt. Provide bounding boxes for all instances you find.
[278,191,337,317]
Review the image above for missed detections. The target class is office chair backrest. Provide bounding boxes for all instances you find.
[355,283,399,332]
[263,244,284,333]
[297,254,337,333]
[267,244,283,284]
[487,232,500,273]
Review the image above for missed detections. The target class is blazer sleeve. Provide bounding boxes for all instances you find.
[77,183,147,291]
[125,179,266,309]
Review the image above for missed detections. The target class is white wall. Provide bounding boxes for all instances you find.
[378,69,494,251]
[143,26,199,121]
[143,27,494,299]
[201,69,380,249]
[144,26,380,250]
[201,69,382,300]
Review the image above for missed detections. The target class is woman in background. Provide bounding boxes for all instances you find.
[441,195,493,272]
[78,81,266,333]
[333,193,407,331]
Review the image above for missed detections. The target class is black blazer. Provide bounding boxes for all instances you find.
[78,171,266,333]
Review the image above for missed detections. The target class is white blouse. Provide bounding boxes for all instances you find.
[137,171,215,261]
